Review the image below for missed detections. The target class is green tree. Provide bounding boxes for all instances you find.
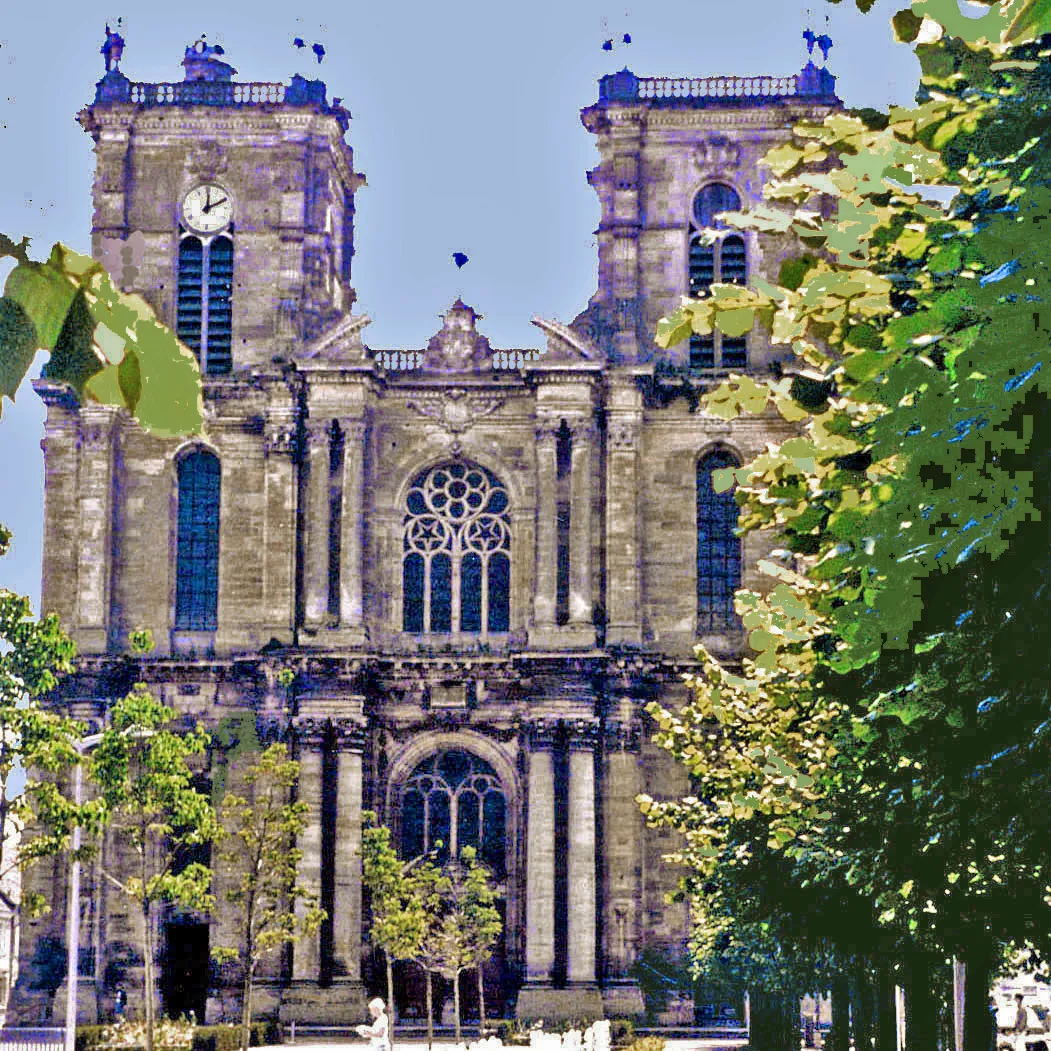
[457,848,502,1038]
[361,812,433,1047]
[641,2,1051,1048]
[90,635,217,1051]
[212,743,325,1051]
[431,847,502,1043]
[1,234,202,436]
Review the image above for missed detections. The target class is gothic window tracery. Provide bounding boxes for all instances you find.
[697,449,742,633]
[400,750,507,875]
[689,183,748,369]
[175,449,220,631]
[177,232,233,376]
[402,462,511,636]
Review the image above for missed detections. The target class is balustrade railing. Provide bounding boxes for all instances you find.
[637,74,799,99]
[129,81,287,106]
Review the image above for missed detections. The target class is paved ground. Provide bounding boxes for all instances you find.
[272,1041,749,1051]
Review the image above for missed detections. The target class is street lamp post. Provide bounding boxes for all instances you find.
[65,728,152,1051]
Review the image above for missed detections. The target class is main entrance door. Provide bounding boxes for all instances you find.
[163,922,209,1022]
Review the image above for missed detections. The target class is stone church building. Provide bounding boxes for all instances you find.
[13,33,838,1027]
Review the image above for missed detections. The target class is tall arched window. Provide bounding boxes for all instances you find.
[400,750,506,875]
[689,184,748,370]
[403,461,511,636]
[175,450,220,631]
[697,449,741,633]
[177,233,234,376]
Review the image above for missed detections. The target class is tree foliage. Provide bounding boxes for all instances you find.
[90,634,217,1051]
[1,234,203,436]
[213,743,324,1051]
[642,3,1051,1048]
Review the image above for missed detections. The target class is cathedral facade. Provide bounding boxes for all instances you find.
[13,35,838,1027]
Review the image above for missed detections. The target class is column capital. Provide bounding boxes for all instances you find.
[535,420,560,445]
[567,718,600,751]
[341,418,368,442]
[265,422,299,458]
[332,718,367,753]
[292,716,329,748]
[305,417,331,443]
[607,417,640,451]
[527,719,559,751]
[566,417,598,444]
[603,719,641,753]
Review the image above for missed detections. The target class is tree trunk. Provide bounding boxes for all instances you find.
[905,951,939,1051]
[453,971,462,1045]
[241,967,254,1051]
[142,900,155,1051]
[386,954,395,1048]
[477,966,486,1038]
[426,970,434,1051]
[962,946,994,1051]
[875,960,897,1051]
[749,988,797,1051]
[827,975,851,1051]
[853,966,875,1051]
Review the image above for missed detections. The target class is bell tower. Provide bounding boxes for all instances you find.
[78,31,366,375]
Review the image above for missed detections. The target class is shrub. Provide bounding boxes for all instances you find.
[611,1019,636,1046]
[627,1038,666,1051]
[75,1027,110,1051]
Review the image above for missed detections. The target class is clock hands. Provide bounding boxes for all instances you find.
[202,194,228,214]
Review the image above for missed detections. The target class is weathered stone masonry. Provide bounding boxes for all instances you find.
[13,35,839,1027]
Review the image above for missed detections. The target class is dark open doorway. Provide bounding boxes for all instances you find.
[163,921,209,1022]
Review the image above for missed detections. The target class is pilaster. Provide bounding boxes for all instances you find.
[290,718,325,983]
[336,419,367,644]
[302,420,331,630]
[566,720,598,985]
[567,417,596,642]
[75,404,121,653]
[261,395,298,645]
[532,424,559,632]
[331,714,367,995]
[605,378,644,645]
[524,722,556,985]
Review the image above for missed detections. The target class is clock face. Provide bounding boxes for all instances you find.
[182,183,233,234]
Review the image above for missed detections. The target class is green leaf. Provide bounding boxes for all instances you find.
[4,261,76,350]
[1004,0,1051,42]
[130,319,203,436]
[893,8,924,41]
[0,296,40,406]
[41,291,104,396]
[656,313,693,348]
[118,346,142,414]
[717,307,756,338]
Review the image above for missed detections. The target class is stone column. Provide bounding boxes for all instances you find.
[332,718,367,987]
[532,425,558,630]
[262,405,299,645]
[76,405,121,653]
[605,409,642,645]
[303,420,331,629]
[35,381,81,629]
[524,724,556,984]
[566,723,597,985]
[568,420,595,627]
[291,720,325,981]
[600,710,646,1016]
[338,420,366,637]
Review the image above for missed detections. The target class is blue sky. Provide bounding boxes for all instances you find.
[0,0,922,609]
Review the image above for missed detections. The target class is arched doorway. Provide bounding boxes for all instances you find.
[388,748,513,1022]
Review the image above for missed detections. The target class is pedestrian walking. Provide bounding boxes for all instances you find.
[356,997,391,1051]
[114,987,127,1026]
[1014,993,1029,1051]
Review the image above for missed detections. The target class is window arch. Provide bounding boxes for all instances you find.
[689,183,748,370]
[175,449,220,631]
[403,461,511,636]
[177,232,233,376]
[400,750,507,875]
[697,449,741,633]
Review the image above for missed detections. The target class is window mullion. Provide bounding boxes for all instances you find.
[480,553,490,640]
[423,554,432,634]
[451,542,462,634]
[201,238,211,375]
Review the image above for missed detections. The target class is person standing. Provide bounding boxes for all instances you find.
[356,998,392,1051]
[1014,993,1029,1051]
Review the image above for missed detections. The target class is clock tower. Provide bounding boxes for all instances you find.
[78,35,365,375]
